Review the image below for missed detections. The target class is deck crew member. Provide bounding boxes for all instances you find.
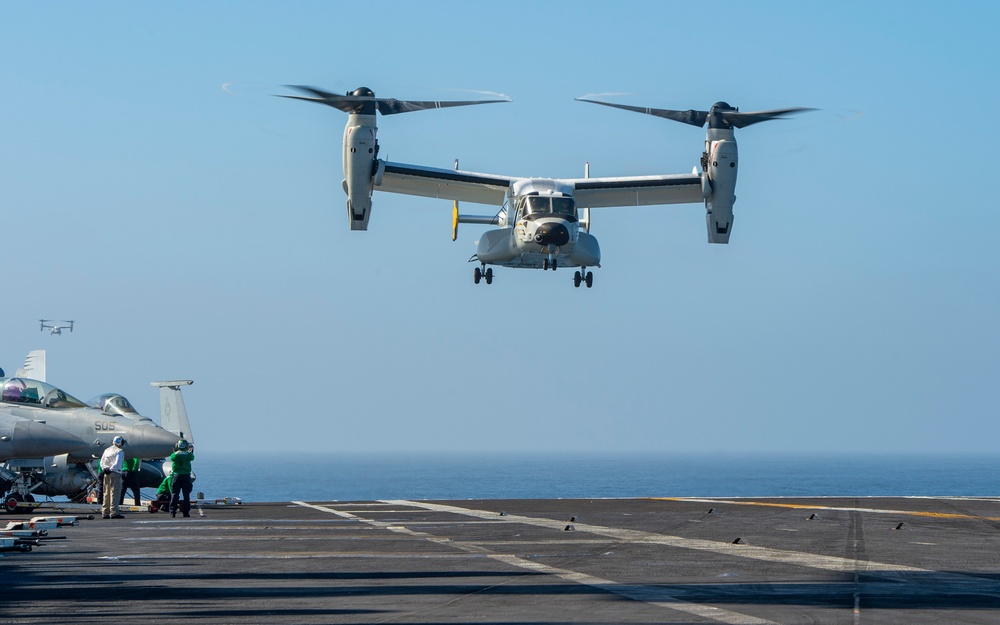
[99,436,127,519]
[120,456,142,507]
[169,440,194,518]
[149,473,172,513]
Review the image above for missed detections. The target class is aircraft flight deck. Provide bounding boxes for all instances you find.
[4,496,1000,623]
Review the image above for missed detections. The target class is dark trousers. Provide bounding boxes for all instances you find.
[169,473,193,516]
[119,471,141,506]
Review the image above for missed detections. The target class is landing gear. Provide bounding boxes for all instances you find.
[542,258,558,271]
[573,270,594,289]
[474,265,493,285]
[3,492,35,514]
[4,493,22,514]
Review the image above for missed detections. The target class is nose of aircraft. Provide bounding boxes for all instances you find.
[534,222,570,246]
[6,419,88,458]
[125,423,180,459]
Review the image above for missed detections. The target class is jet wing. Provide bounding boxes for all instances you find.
[567,173,704,208]
[377,162,512,206]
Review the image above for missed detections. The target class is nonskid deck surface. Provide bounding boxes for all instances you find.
[5,497,1000,623]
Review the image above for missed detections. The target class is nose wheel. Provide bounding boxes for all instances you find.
[3,492,36,514]
[541,244,558,271]
[474,266,493,285]
[573,270,594,288]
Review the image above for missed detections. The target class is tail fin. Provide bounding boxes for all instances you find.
[151,380,194,443]
[15,350,47,381]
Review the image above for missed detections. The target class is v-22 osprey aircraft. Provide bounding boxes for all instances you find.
[39,320,74,335]
[280,86,811,288]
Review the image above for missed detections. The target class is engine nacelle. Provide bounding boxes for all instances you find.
[342,117,378,231]
[705,139,738,244]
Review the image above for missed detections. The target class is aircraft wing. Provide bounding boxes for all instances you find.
[376,162,513,206]
[567,173,704,208]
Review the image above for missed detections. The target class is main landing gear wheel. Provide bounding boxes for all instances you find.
[543,259,558,271]
[573,271,595,288]
[474,266,493,285]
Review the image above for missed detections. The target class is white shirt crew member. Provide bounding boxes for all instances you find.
[100,445,124,474]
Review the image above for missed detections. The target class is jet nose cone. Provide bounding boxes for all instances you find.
[10,420,88,458]
[125,424,180,459]
[533,222,570,246]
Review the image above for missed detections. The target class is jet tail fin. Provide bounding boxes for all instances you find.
[151,380,194,443]
[15,350,47,381]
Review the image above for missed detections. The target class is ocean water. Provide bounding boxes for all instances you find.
[187,452,1000,503]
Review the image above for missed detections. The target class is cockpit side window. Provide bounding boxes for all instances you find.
[1,378,30,403]
[1,378,87,408]
[110,396,137,414]
[87,393,138,415]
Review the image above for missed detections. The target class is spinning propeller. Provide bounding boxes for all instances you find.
[576,98,813,129]
[279,86,510,116]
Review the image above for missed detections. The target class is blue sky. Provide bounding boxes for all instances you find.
[1,2,997,454]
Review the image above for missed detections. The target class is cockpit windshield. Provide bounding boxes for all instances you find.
[0,377,88,409]
[551,197,576,215]
[87,393,139,416]
[521,195,577,218]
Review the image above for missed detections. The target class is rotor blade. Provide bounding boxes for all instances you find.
[376,97,510,116]
[722,107,816,128]
[279,86,375,113]
[576,97,708,127]
[280,86,509,115]
[275,93,360,111]
[287,85,343,100]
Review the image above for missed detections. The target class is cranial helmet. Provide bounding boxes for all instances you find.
[175,439,189,451]
[113,436,126,447]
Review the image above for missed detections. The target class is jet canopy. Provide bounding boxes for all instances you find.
[88,393,139,417]
[517,195,577,220]
[0,377,88,409]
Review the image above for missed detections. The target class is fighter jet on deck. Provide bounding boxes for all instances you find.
[0,375,182,511]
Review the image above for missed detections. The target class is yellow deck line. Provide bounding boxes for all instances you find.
[650,497,1000,522]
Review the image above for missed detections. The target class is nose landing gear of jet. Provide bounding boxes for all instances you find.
[573,270,594,288]
[3,492,36,514]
